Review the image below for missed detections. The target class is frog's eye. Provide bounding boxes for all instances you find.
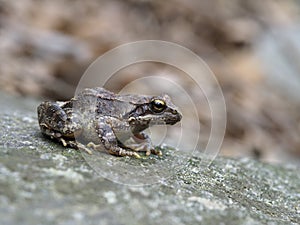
[151,99,166,113]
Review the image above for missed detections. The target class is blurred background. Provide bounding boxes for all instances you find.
[1,0,300,164]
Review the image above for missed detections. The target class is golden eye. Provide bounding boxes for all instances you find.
[151,99,166,113]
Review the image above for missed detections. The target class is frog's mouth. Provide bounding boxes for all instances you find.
[162,108,182,125]
[129,112,182,126]
[165,112,182,125]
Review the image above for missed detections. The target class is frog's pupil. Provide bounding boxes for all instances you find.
[155,101,163,108]
[151,99,166,113]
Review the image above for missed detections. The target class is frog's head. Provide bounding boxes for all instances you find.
[127,94,182,130]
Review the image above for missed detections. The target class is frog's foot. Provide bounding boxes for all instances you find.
[130,132,162,156]
[149,149,162,156]
[86,142,141,158]
[58,138,76,148]
[39,123,80,150]
[116,149,141,159]
[76,142,93,155]
[125,142,162,156]
[87,142,105,151]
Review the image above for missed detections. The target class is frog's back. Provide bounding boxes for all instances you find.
[77,87,154,103]
[76,87,115,100]
[74,87,135,117]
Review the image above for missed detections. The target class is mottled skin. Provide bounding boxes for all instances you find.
[37,87,182,158]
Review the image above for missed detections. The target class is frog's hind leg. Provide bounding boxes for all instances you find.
[37,101,82,149]
[87,142,140,158]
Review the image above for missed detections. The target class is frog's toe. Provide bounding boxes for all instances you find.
[87,142,99,149]
[146,149,151,156]
[59,138,68,147]
[77,142,93,154]
[133,152,141,159]
[117,148,141,158]
[151,149,162,156]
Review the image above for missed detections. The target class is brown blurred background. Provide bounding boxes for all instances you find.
[1,0,300,164]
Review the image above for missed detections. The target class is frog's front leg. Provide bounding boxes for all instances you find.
[37,101,82,149]
[89,117,141,158]
[131,132,162,156]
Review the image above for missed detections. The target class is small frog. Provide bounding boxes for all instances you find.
[37,87,182,158]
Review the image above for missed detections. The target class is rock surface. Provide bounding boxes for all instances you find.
[0,92,299,225]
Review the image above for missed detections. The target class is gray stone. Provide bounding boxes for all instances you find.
[0,92,299,225]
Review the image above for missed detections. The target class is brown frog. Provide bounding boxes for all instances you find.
[37,87,182,158]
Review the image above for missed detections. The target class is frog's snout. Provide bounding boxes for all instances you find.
[167,109,182,125]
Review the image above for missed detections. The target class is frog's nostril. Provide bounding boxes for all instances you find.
[173,109,181,117]
[177,113,182,120]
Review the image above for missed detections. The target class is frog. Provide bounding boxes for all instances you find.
[37,87,182,158]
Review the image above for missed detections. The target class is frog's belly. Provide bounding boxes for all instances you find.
[78,120,102,144]
[114,131,132,143]
[78,120,132,145]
